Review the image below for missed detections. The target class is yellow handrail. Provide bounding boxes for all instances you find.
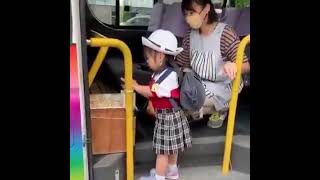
[222,35,250,175]
[88,31,109,87]
[88,46,109,87]
[87,38,134,180]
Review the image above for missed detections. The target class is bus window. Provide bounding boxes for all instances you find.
[87,0,116,25]
[119,0,154,26]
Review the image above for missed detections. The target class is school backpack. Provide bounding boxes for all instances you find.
[155,60,206,112]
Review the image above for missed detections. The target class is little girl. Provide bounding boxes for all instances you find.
[123,29,192,180]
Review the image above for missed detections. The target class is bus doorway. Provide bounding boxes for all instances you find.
[71,0,250,179]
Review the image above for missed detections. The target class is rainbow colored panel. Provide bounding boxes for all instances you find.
[70,44,85,180]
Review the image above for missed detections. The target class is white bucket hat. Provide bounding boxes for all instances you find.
[142,29,183,56]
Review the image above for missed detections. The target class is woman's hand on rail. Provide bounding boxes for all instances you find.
[223,62,237,80]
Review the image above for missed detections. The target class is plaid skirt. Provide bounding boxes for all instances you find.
[153,109,192,155]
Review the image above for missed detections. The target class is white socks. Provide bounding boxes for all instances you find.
[155,174,165,180]
[154,164,177,180]
[168,164,178,171]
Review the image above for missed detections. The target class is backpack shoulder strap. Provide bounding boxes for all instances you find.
[169,98,181,111]
[168,59,183,85]
[155,67,173,84]
[167,63,183,111]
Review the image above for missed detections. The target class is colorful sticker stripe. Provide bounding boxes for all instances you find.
[70,44,85,180]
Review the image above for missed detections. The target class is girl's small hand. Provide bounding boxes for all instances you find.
[223,62,237,80]
[120,77,138,90]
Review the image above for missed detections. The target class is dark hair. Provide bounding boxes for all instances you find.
[181,0,218,24]
[166,55,175,65]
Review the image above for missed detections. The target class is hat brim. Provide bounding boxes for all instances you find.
[142,37,183,56]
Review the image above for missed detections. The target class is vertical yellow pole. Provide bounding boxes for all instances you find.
[88,38,134,180]
[222,35,250,175]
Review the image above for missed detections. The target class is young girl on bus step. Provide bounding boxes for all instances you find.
[122,29,192,180]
